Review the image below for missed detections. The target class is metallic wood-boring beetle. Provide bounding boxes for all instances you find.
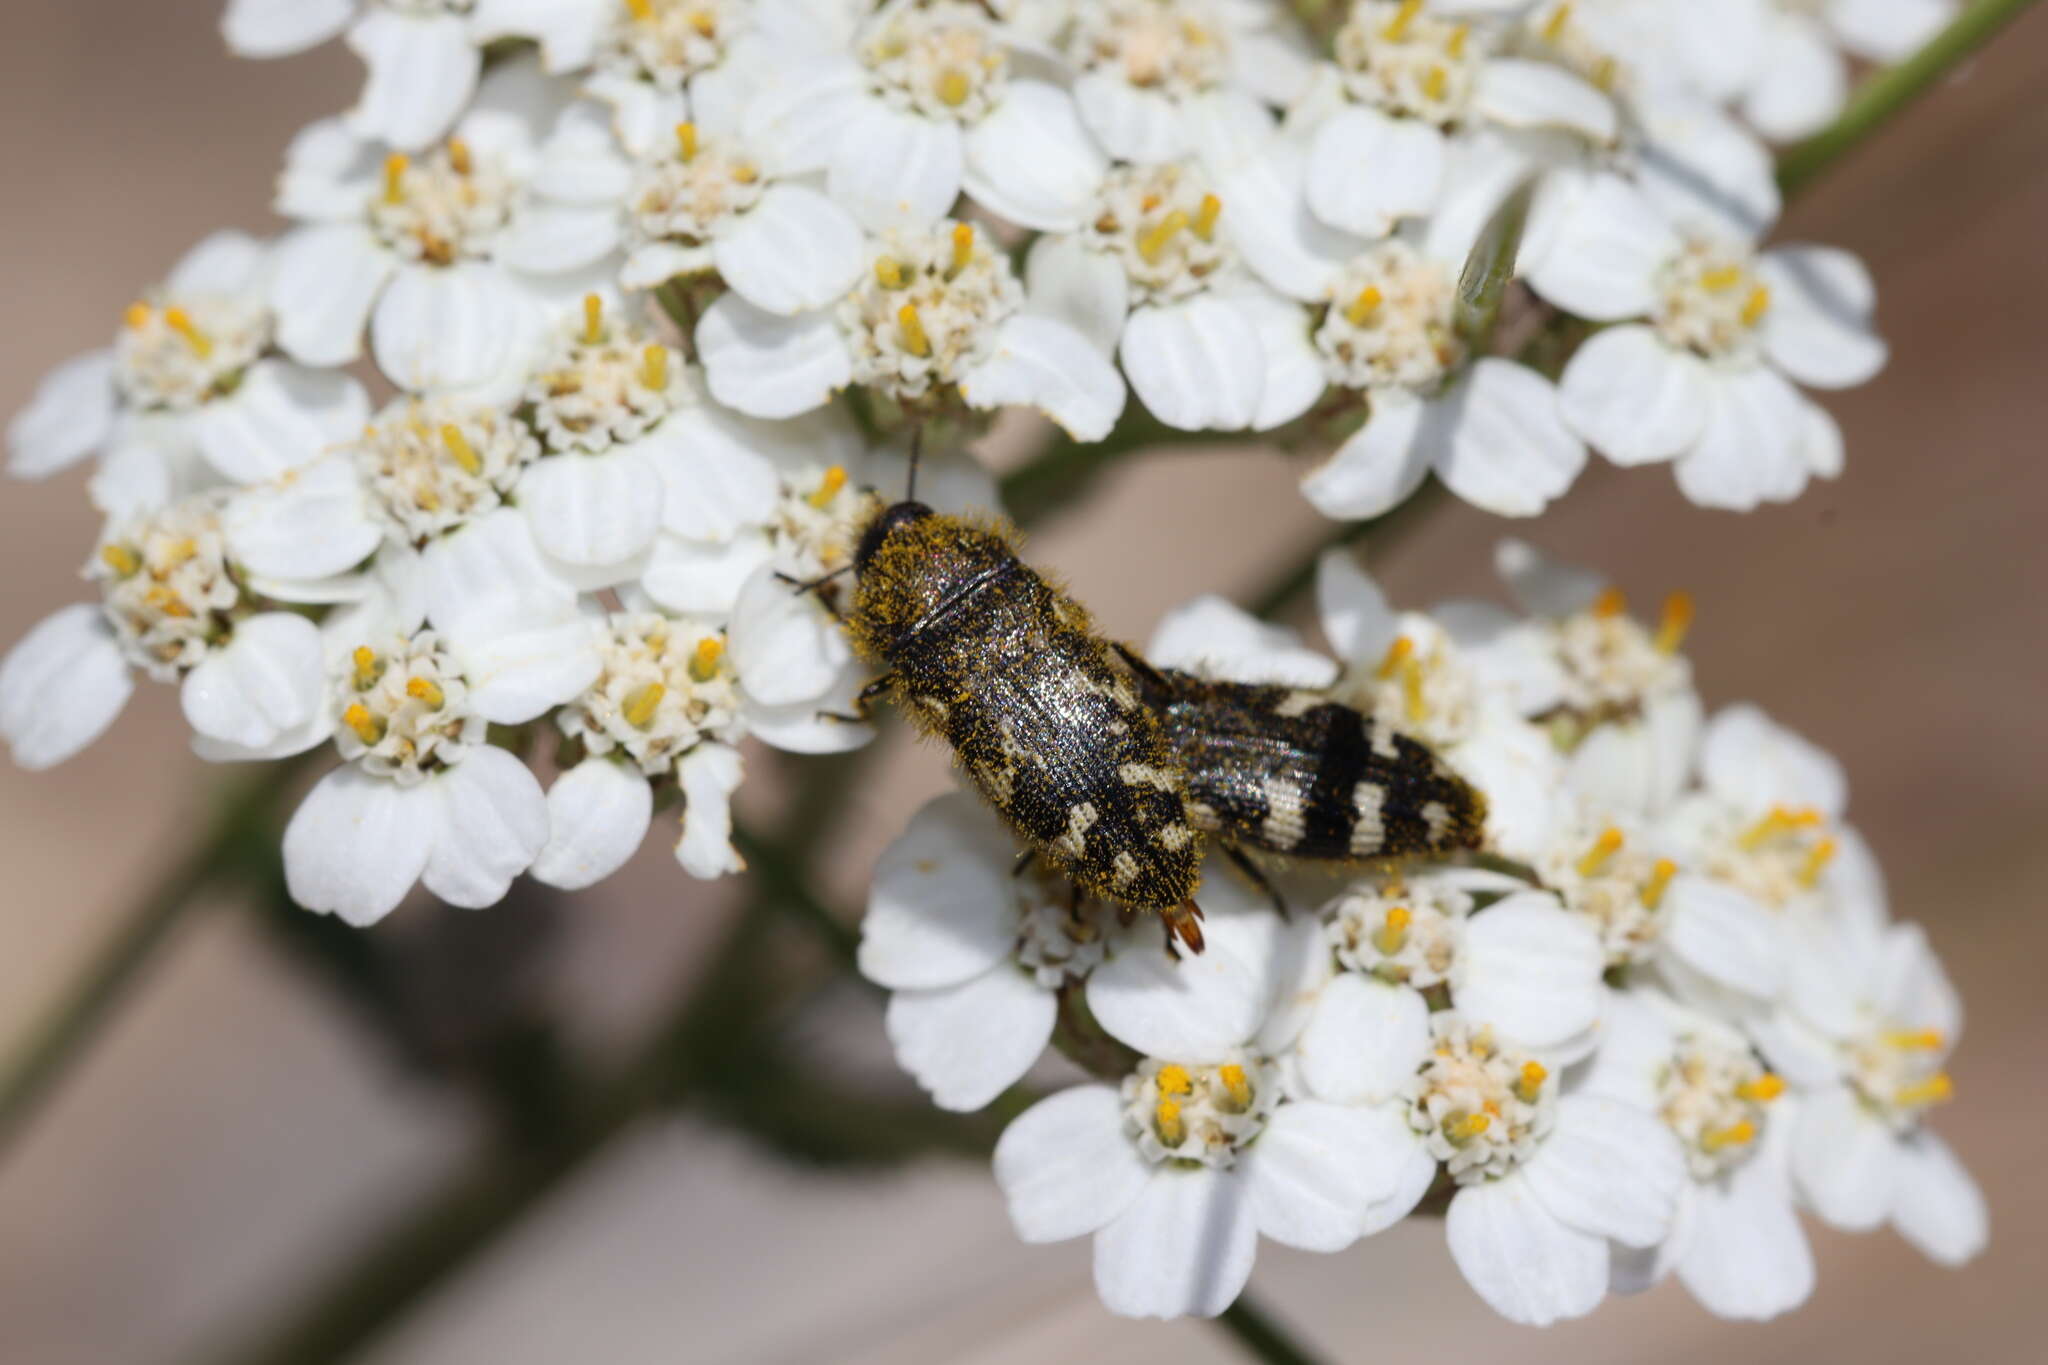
[843,499,1209,953]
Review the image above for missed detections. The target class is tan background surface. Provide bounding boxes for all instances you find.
[1,4,2044,1362]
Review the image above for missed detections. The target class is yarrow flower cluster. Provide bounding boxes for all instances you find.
[0,0,1989,1340]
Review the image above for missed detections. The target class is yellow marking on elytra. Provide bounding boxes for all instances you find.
[99,544,140,578]
[1641,857,1677,909]
[1516,1060,1548,1103]
[641,344,669,392]
[447,137,472,176]
[1193,193,1222,241]
[1543,3,1573,43]
[1445,1112,1491,1142]
[1700,265,1743,292]
[343,702,385,744]
[383,153,409,205]
[1738,1074,1786,1102]
[874,256,906,289]
[1885,1028,1945,1052]
[1896,1073,1954,1108]
[405,676,445,709]
[936,66,972,107]
[624,682,666,729]
[1344,284,1384,326]
[1798,836,1838,887]
[582,294,605,345]
[1138,209,1191,263]
[1155,1096,1186,1145]
[124,302,152,330]
[1741,284,1772,326]
[949,221,975,274]
[897,303,932,357]
[1577,826,1623,877]
[352,646,380,690]
[162,307,212,359]
[689,635,724,681]
[807,464,848,509]
[1217,1064,1252,1112]
[1593,585,1627,618]
[441,424,483,476]
[675,121,698,163]
[1702,1119,1756,1152]
[1655,590,1693,653]
[1373,905,1411,956]
[1382,0,1423,41]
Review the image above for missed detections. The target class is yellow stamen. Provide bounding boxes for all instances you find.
[99,544,140,577]
[405,676,445,709]
[1156,1064,1193,1096]
[1400,658,1425,722]
[352,646,379,690]
[342,702,384,745]
[447,137,472,176]
[1424,65,1447,101]
[807,464,848,509]
[1445,1112,1491,1143]
[1516,1060,1548,1102]
[1382,0,1422,41]
[1739,805,1822,850]
[949,221,975,274]
[1577,826,1623,877]
[873,256,906,289]
[1543,4,1573,42]
[1193,193,1222,241]
[641,344,669,392]
[1738,1074,1786,1103]
[1138,209,1191,263]
[1895,1073,1954,1108]
[1592,586,1627,618]
[625,0,652,20]
[1591,56,1617,90]
[732,161,759,184]
[897,303,931,357]
[162,307,212,359]
[1373,905,1412,956]
[1655,590,1693,653]
[582,293,605,345]
[1155,1096,1186,1145]
[1702,1119,1757,1151]
[1741,284,1772,326]
[687,7,715,36]
[1447,23,1470,58]
[1700,265,1743,292]
[124,302,152,331]
[440,424,482,476]
[383,153,409,205]
[161,538,198,570]
[623,682,666,729]
[1798,837,1838,887]
[1217,1063,1252,1112]
[675,121,698,163]
[1343,284,1385,326]
[689,635,724,682]
[1375,635,1414,680]
[936,66,972,107]
[144,586,191,618]
[1641,857,1677,910]
[1885,1028,1945,1052]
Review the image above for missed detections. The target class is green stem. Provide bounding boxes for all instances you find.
[1217,1297,1329,1365]
[1248,481,1449,622]
[1776,0,2040,196]
[0,761,302,1154]
[729,822,861,967]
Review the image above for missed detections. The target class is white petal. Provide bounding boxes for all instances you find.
[994,1085,1151,1243]
[1632,92,1781,242]
[423,511,599,722]
[1523,1095,1685,1248]
[1087,891,1296,1063]
[1304,108,1444,238]
[827,100,963,233]
[744,660,878,756]
[371,264,540,396]
[1523,173,1675,321]
[1361,1126,1441,1235]
[1095,1169,1257,1320]
[1660,874,1786,1000]
[1558,326,1711,466]
[1495,538,1603,618]
[741,52,867,175]
[528,100,635,202]
[1455,892,1606,1049]
[268,225,395,368]
[1299,390,1431,520]
[283,767,438,926]
[886,967,1057,1112]
[1423,126,1537,268]
[696,294,851,419]
[641,529,775,616]
[1145,596,1336,687]
[1122,296,1261,431]
[223,0,353,56]
[1446,1176,1610,1326]
[471,0,610,72]
[1677,1141,1816,1319]
[0,605,133,770]
[1457,705,1564,863]
[531,758,652,891]
[1472,59,1616,142]
[1799,398,1844,480]
[961,81,1107,232]
[223,456,381,582]
[858,791,1020,990]
[1246,1101,1409,1252]
[1426,360,1587,517]
[961,313,1126,441]
[1294,974,1431,1105]
[1743,17,1848,143]
[7,350,115,478]
[178,613,324,750]
[713,184,865,316]
[1314,546,1400,664]
[422,745,549,907]
[1758,246,1888,389]
[1023,233,1129,356]
[1074,72,1186,165]
[195,360,368,484]
[1225,285,1325,431]
[1890,1129,1988,1266]
[675,740,746,879]
[1699,701,1846,817]
[1828,0,1956,61]
[1210,139,1362,303]
[345,11,482,152]
[621,241,713,291]
[727,562,849,707]
[495,204,621,275]
[636,412,782,544]
[1672,367,1808,512]
[520,449,664,574]
[1791,1085,1898,1231]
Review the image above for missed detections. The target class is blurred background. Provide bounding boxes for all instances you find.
[1,4,2044,1362]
